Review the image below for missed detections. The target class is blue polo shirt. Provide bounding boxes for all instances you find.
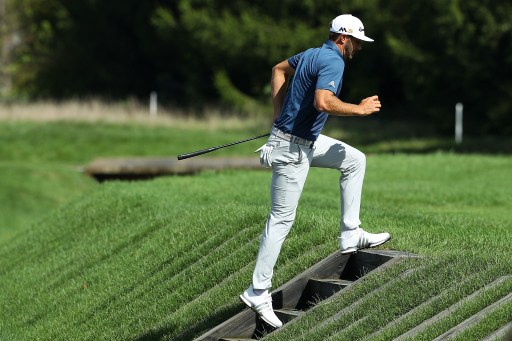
[274,39,345,141]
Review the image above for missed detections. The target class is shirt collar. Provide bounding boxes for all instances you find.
[324,39,344,60]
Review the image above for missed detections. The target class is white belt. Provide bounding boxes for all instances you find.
[271,127,314,148]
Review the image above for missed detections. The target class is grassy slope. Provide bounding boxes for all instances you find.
[1,153,511,340]
[0,120,266,242]
[0,162,94,241]
[1,119,511,340]
[268,154,512,341]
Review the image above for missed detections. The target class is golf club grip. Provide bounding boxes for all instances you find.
[177,147,218,160]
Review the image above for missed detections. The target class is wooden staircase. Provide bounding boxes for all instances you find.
[194,249,416,341]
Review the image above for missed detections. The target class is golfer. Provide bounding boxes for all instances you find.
[240,14,391,328]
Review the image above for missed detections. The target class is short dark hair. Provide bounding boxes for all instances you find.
[329,32,341,41]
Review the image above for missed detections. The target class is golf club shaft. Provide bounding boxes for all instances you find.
[177,133,270,160]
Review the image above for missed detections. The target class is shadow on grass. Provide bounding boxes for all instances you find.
[133,303,242,341]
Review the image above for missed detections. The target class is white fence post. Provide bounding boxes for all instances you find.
[150,91,158,117]
[455,102,463,144]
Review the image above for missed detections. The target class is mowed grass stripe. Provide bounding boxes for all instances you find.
[158,260,262,337]
[165,226,344,336]
[19,222,170,339]
[265,256,507,341]
[43,218,167,292]
[415,280,512,341]
[434,292,512,340]
[154,235,339,340]
[362,266,501,341]
[165,262,258,340]
[68,220,263,340]
[175,242,343,340]
[480,321,512,341]
[324,316,369,341]
[7,186,264,338]
[69,216,259,337]
[299,265,426,340]
[24,227,260,340]
[331,266,510,340]
[311,258,475,339]
[11,210,215,336]
[319,265,460,340]
[395,276,512,340]
[319,268,506,341]
[265,257,421,340]
[1,172,269,340]
[65,229,255,338]
[83,251,255,340]
[91,223,263,338]
[2,150,511,340]
[1,186,169,281]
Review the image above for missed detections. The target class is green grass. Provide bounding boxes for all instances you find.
[0,120,267,163]
[0,120,266,242]
[452,300,512,341]
[1,119,511,340]
[0,162,94,241]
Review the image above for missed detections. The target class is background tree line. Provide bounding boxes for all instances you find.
[2,0,511,134]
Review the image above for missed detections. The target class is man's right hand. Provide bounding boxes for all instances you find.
[314,90,381,117]
[358,95,381,115]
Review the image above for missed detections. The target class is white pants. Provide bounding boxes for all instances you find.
[253,134,366,290]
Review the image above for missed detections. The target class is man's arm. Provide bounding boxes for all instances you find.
[314,89,381,116]
[271,60,295,122]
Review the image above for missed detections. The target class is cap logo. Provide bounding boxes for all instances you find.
[359,27,364,32]
[338,26,348,33]
[348,28,353,33]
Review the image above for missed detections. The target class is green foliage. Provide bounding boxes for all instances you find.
[371,0,512,134]
[4,0,512,132]
[213,69,268,115]
[8,0,158,98]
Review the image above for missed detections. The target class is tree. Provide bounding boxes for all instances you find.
[5,0,512,134]
[374,0,512,134]
[8,0,158,99]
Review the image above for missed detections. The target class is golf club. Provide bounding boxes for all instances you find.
[177,133,270,160]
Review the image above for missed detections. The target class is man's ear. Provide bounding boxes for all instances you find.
[337,34,348,45]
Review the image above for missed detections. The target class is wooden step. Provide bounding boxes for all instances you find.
[296,278,353,310]
[275,308,304,323]
[194,250,415,341]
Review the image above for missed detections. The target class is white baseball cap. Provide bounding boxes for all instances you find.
[329,14,374,42]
